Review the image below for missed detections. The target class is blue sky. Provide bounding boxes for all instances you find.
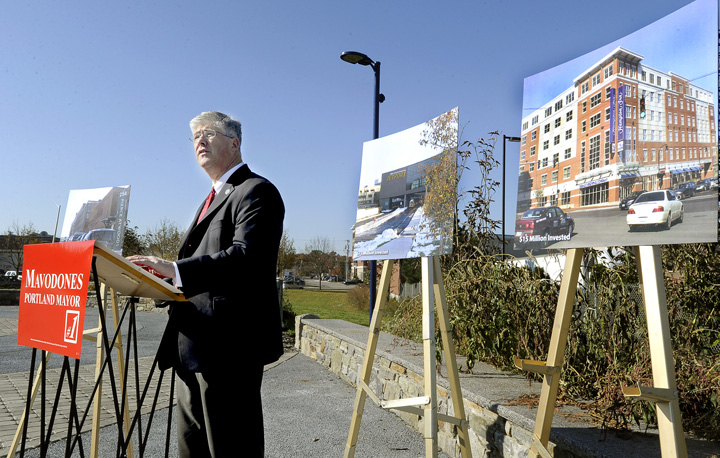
[0,0,714,253]
[523,0,717,114]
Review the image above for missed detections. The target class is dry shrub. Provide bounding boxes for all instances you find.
[347,284,370,311]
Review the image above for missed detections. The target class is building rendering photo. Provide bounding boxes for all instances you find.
[518,46,716,213]
[516,37,718,250]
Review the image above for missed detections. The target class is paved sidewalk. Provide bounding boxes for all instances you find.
[0,317,18,337]
[0,354,171,457]
[0,310,447,457]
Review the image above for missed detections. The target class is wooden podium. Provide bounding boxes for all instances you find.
[8,241,186,458]
[344,257,473,458]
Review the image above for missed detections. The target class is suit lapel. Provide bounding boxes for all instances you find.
[178,203,203,259]
[178,165,252,259]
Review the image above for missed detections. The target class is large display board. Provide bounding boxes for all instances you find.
[352,108,458,261]
[60,185,131,253]
[17,241,185,359]
[514,0,718,250]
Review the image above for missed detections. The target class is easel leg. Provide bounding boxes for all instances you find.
[433,257,472,458]
[527,248,583,458]
[345,257,470,458]
[636,246,688,458]
[344,259,394,458]
[421,257,438,458]
[109,289,135,458]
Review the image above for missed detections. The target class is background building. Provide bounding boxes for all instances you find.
[377,155,439,212]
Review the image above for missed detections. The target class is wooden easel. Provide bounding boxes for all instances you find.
[344,256,473,458]
[514,246,687,458]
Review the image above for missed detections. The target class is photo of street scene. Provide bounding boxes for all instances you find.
[353,108,458,261]
[515,0,718,251]
[60,185,131,253]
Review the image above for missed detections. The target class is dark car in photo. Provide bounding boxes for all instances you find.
[515,206,574,245]
[619,191,645,210]
[675,181,696,198]
[695,179,711,192]
[671,185,686,199]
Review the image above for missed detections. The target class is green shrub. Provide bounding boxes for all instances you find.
[281,293,296,332]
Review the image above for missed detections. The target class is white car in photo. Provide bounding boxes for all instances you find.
[626,190,683,231]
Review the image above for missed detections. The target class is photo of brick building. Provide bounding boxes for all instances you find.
[518,46,717,214]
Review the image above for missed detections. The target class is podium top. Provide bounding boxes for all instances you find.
[92,242,187,301]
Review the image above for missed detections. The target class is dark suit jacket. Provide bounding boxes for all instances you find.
[158,165,285,374]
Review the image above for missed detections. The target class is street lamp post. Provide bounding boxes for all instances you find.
[502,135,521,255]
[52,204,61,243]
[341,51,384,322]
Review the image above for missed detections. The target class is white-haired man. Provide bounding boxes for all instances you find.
[129,111,284,457]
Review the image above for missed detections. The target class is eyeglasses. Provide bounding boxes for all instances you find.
[190,129,235,142]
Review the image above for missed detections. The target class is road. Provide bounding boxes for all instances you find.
[353,207,417,243]
[1,305,448,458]
[522,192,718,250]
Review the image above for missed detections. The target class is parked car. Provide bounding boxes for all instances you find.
[695,179,711,192]
[709,178,718,190]
[671,185,687,199]
[343,278,363,285]
[627,190,683,231]
[675,181,696,198]
[515,206,574,245]
[619,191,645,210]
[282,278,304,289]
[282,275,305,289]
[82,228,116,247]
[69,232,85,241]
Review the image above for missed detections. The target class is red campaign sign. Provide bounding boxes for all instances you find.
[17,241,95,359]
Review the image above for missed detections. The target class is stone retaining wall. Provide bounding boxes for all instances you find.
[295,315,575,458]
[294,316,694,458]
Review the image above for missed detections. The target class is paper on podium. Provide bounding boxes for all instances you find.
[92,242,187,301]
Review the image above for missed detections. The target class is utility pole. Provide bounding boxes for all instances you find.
[345,240,350,281]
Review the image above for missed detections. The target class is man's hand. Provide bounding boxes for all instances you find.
[126,255,176,281]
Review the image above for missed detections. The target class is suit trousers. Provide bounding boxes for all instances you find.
[177,364,265,458]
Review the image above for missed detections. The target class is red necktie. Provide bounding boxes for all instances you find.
[198,187,216,222]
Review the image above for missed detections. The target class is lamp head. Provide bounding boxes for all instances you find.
[341,51,374,66]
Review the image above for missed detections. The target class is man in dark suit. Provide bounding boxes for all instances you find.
[128,111,284,457]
